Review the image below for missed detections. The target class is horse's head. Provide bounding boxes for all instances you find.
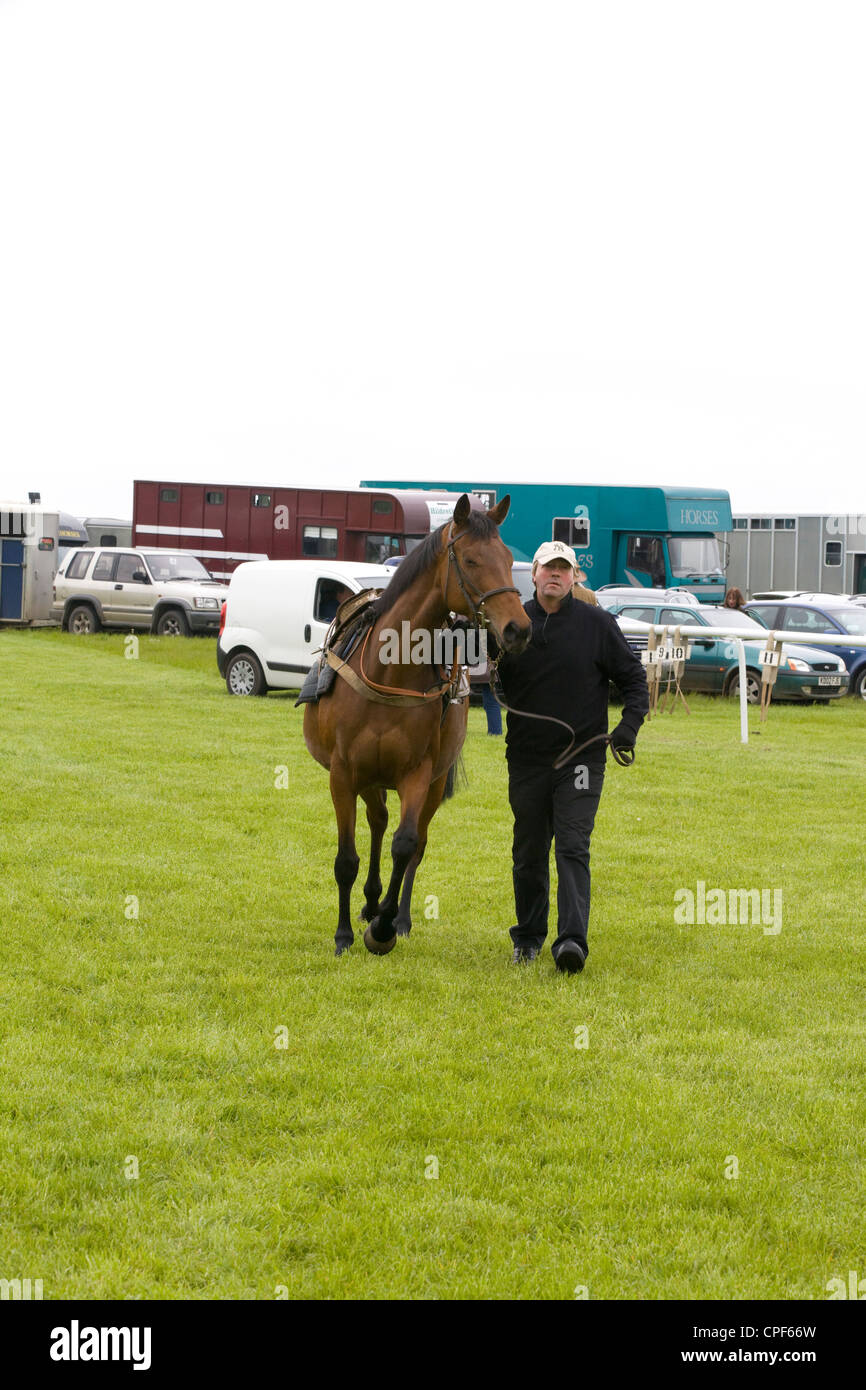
[444,495,532,654]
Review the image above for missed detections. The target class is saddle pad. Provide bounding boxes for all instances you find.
[293,601,374,707]
[294,659,322,706]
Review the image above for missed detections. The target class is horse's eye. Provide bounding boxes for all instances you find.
[464,557,478,567]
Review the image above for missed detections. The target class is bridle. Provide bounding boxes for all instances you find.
[324,520,521,708]
[443,522,520,627]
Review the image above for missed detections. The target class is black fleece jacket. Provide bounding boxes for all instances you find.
[495,593,649,764]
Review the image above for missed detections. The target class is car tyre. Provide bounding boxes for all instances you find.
[155,608,190,637]
[725,668,762,704]
[225,650,267,696]
[67,604,101,635]
[853,668,866,701]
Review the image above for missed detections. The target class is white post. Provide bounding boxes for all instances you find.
[732,638,748,743]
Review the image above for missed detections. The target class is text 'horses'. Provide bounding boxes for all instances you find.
[303,493,531,955]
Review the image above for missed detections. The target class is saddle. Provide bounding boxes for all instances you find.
[294,590,382,707]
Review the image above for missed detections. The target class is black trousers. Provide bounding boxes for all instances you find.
[508,758,605,959]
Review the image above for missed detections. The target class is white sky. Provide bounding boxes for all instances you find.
[1,0,864,521]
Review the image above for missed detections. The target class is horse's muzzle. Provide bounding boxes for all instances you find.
[501,618,531,654]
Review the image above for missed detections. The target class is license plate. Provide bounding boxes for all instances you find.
[818,676,841,686]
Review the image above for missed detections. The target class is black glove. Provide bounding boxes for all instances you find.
[609,721,636,752]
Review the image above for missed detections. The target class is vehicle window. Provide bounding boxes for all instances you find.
[827,608,866,635]
[143,553,211,581]
[780,606,832,633]
[745,605,776,628]
[660,608,701,625]
[92,552,118,581]
[625,535,665,587]
[706,609,764,631]
[314,579,354,623]
[66,550,93,580]
[303,526,339,558]
[362,533,400,563]
[620,607,655,622]
[116,554,145,583]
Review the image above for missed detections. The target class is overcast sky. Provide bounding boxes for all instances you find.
[1,0,864,521]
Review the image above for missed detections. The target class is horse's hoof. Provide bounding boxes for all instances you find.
[395,923,411,938]
[364,924,397,955]
[335,940,353,957]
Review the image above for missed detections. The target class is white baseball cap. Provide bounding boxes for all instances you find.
[532,539,579,571]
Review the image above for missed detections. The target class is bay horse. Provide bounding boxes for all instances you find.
[303,493,531,956]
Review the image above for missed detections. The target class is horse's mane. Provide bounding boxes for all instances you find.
[371,509,500,618]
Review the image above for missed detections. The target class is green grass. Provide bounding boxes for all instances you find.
[0,628,864,1300]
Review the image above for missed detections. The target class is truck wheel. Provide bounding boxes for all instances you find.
[156,608,189,637]
[725,669,761,704]
[853,669,866,701]
[225,651,267,696]
[67,604,100,635]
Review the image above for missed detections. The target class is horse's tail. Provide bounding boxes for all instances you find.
[443,753,466,801]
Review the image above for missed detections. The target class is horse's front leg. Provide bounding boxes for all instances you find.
[359,787,387,924]
[364,762,432,955]
[393,767,449,936]
[330,762,359,956]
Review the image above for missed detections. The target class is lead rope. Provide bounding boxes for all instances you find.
[488,660,635,769]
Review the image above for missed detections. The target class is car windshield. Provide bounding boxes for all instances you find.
[667,537,725,578]
[827,608,866,635]
[703,608,767,632]
[144,553,212,582]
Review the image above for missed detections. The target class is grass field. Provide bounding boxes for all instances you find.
[1,628,864,1300]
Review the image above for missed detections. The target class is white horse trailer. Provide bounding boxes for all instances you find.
[0,503,60,624]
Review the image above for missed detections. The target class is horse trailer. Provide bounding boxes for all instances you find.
[0,503,60,624]
[132,481,481,581]
[362,479,734,603]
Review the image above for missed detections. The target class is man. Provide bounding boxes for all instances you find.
[495,540,649,974]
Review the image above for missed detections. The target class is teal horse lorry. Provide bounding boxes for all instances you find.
[361,482,733,603]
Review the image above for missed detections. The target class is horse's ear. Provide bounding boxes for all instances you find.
[487,494,510,525]
[453,494,472,526]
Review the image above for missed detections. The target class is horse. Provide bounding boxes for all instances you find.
[303,493,532,956]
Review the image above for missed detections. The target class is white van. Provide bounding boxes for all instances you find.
[217,559,394,695]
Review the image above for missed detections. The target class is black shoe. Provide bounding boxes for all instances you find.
[511,944,540,964]
[554,941,586,974]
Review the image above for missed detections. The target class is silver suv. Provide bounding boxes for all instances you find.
[53,547,228,635]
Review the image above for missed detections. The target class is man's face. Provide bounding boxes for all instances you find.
[535,558,574,599]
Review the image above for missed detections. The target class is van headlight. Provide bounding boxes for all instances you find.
[193,596,220,610]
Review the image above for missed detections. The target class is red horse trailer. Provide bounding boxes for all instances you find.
[132,482,474,579]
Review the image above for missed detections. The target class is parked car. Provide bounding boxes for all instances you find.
[606,597,849,703]
[596,585,702,611]
[53,547,228,634]
[743,598,866,699]
[217,560,394,695]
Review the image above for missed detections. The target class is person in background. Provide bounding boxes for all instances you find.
[480,681,502,735]
[572,566,599,606]
[723,587,746,610]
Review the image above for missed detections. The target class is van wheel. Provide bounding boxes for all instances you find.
[67,604,100,634]
[156,608,189,637]
[725,669,762,703]
[226,651,267,696]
